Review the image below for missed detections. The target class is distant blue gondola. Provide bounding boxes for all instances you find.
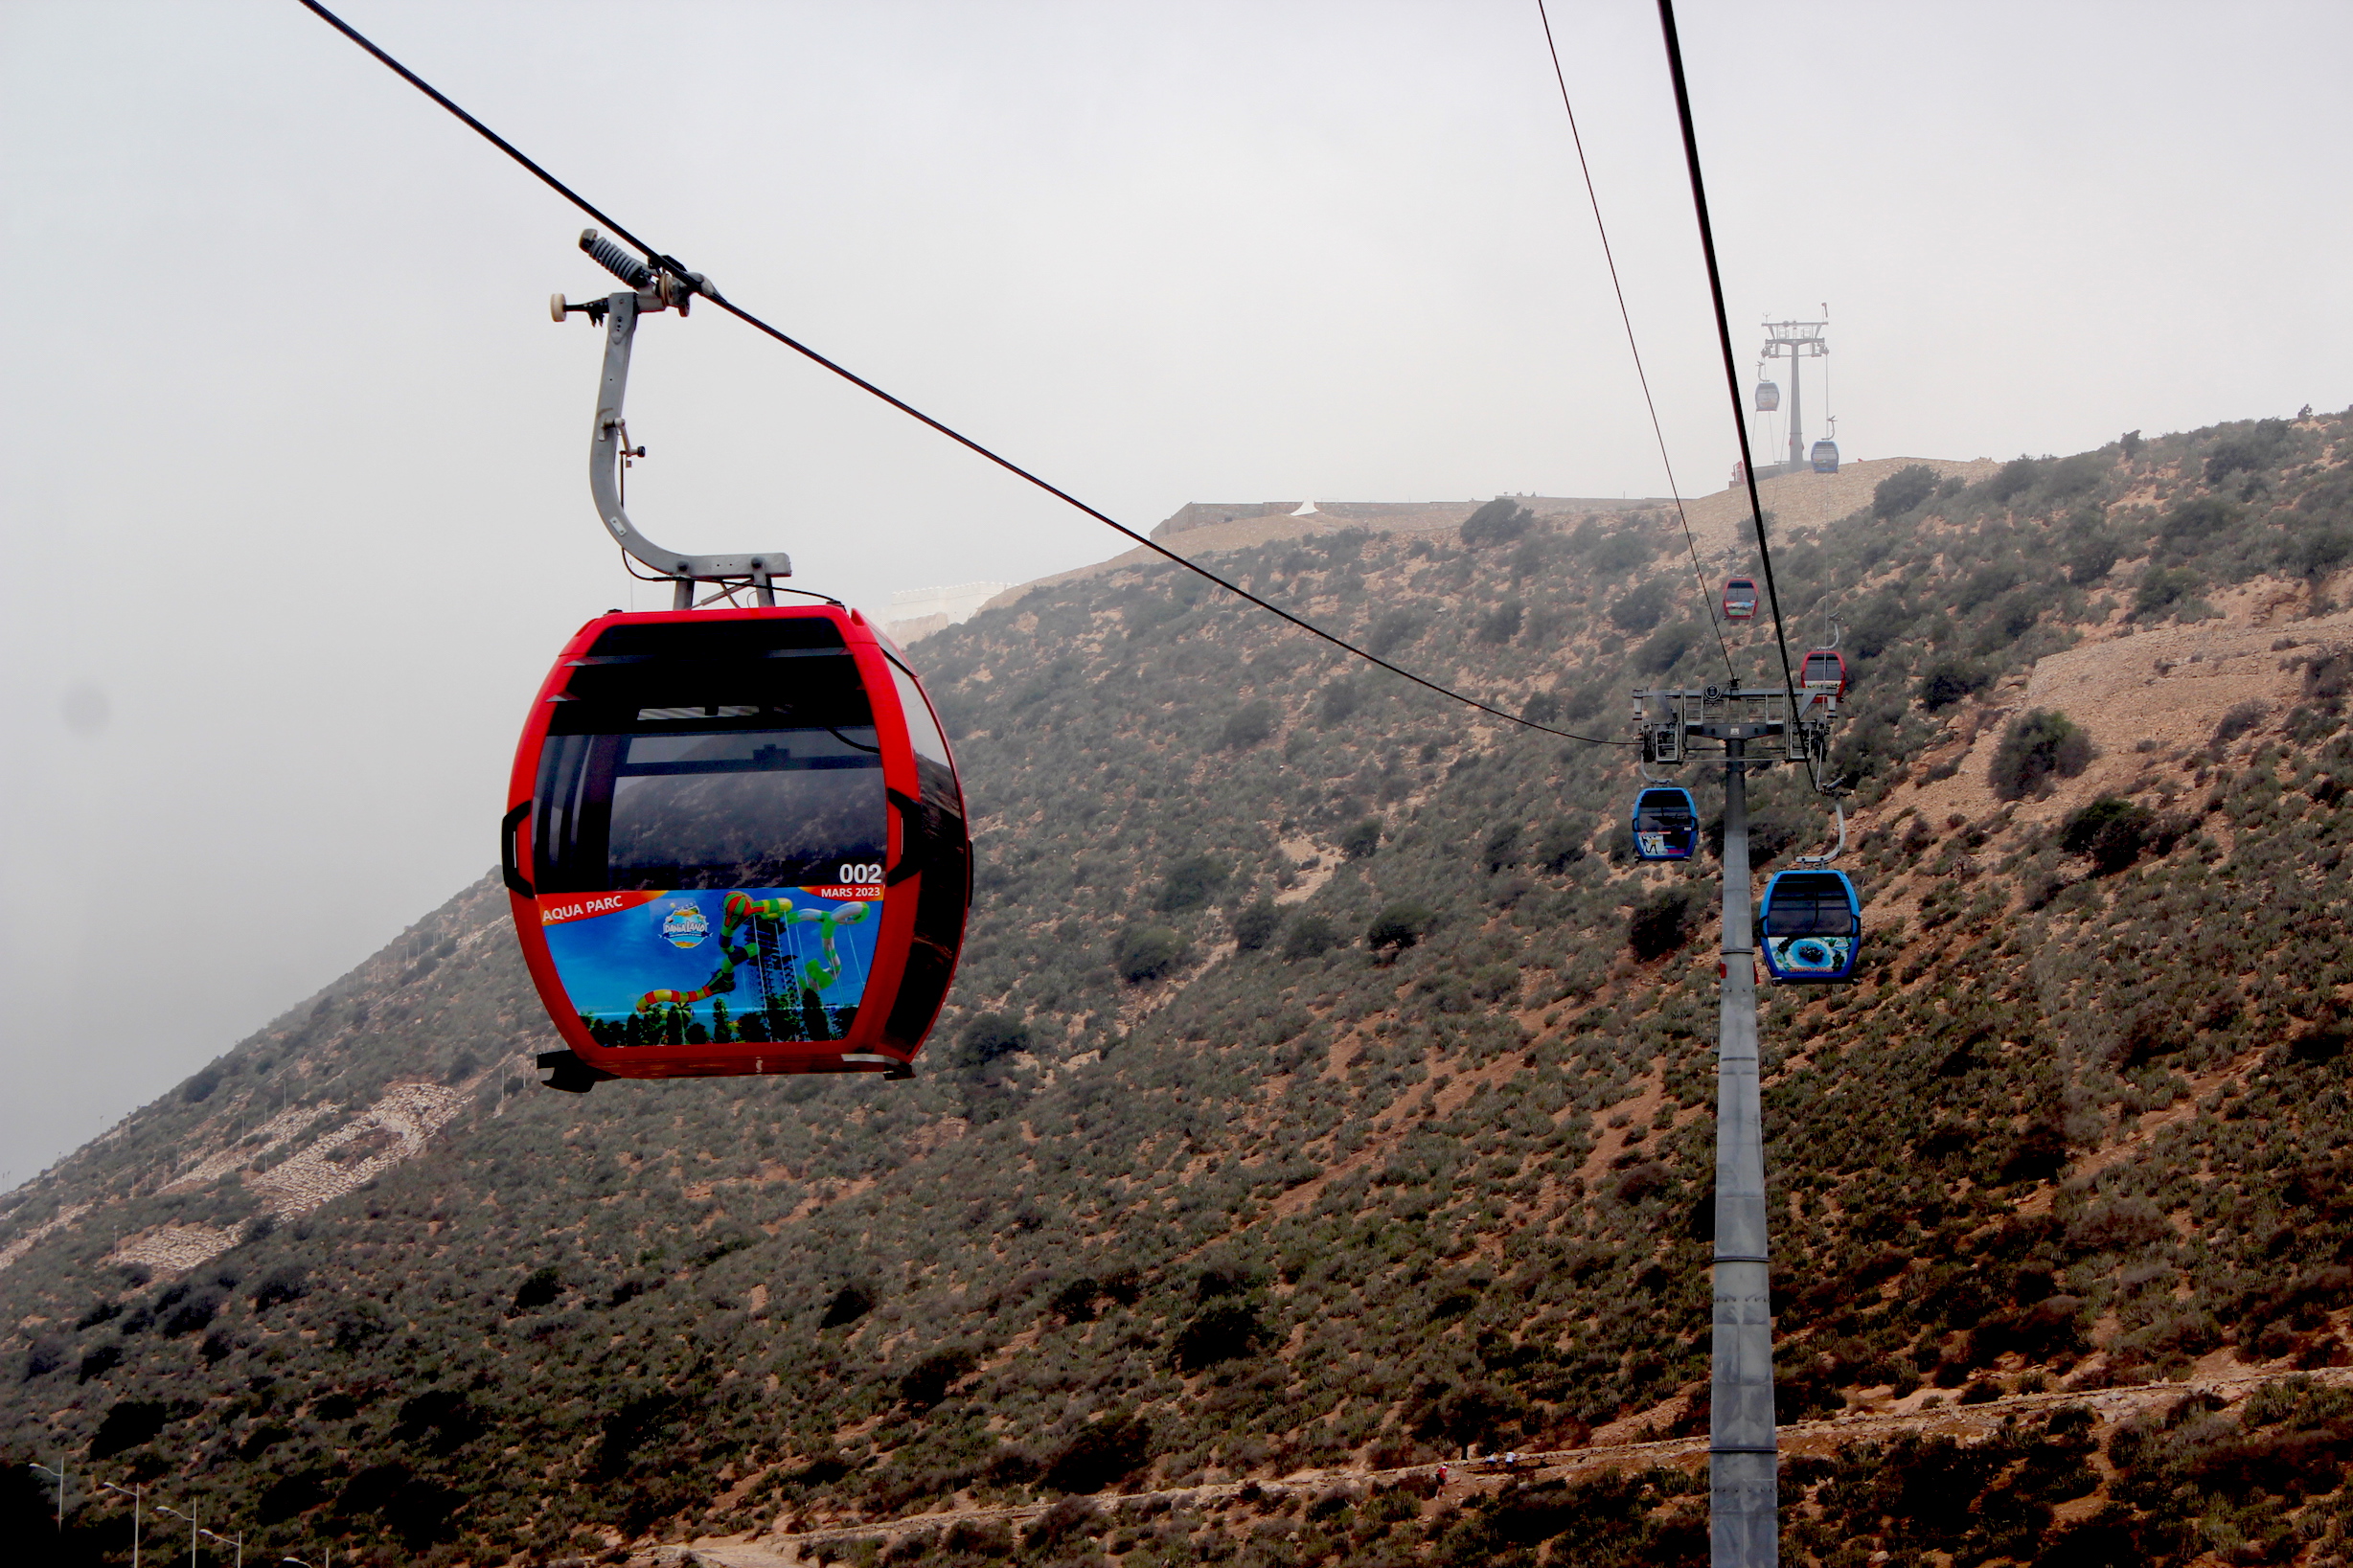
[1758,868,1862,982]
[1632,785,1699,862]
[1811,437,1840,473]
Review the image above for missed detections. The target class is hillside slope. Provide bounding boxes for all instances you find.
[5,410,2353,1568]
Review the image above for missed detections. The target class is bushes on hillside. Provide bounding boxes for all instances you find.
[1872,464,1939,519]
[1363,611,1420,656]
[958,1011,1033,1068]
[2060,796,2157,875]
[2133,567,2203,620]
[1989,710,2091,799]
[1917,658,1992,712]
[1339,818,1382,861]
[1634,622,1699,673]
[1610,579,1672,634]
[1220,699,1277,749]
[1627,888,1698,960]
[1114,925,1189,983]
[1230,899,1280,952]
[1282,913,1341,961]
[1535,819,1588,871]
[1461,499,1532,548]
[1154,854,1230,913]
[1367,901,1435,957]
[1477,601,1524,644]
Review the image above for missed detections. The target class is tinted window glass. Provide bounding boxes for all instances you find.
[532,618,886,895]
[886,657,955,773]
[1763,875,1857,937]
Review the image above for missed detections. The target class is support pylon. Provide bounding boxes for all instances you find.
[1711,739,1777,1566]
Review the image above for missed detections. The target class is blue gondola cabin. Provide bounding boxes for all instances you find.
[1632,786,1699,861]
[1758,869,1861,982]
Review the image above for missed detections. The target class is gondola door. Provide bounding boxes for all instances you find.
[503,605,970,1085]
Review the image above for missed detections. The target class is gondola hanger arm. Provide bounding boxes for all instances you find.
[554,228,789,606]
[1794,802,1846,867]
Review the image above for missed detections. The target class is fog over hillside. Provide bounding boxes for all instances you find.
[6,410,2353,1567]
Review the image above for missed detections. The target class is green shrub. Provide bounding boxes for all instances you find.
[252,1262,309,1308]
[1872,464,1939,519]
[2305,651,2353,712]
[1114,925,1190,983]
[1282,913,1341,961]
[1476,601,1525,644]
[1231,899,1281,952]
[2059,796,2155,875]
[1154,853,1230,913]
[897,1347,979,1409]
[1481,823,1523,872]
[2203,419,2289,484]
[1367,901,1436,956]
[1634,621,1700,673]
[2039,451,2109,503]
[1535,819,1588,871]
[1339,818,1382,861]
[2281,526,2353,583]
[1173,1302,1267,1370]
[1916,658,1991,712]
[1041,1411,1154,1492]
[510,1266,562,1315]
[1988,457,2043,502]
[1627,888,1698,960]
[1989,710,2091,799]
[2064,531,2119,585]
[820,1282,876,1329]
[1461,499,1532,548]
[2159,496,2237,548]
[1611,579,1673,634]
[958,1011,1033,1067]
[89,1398,171,1459]
[2132,566,2201,619]
[1221,699,1277,749]
[2212,701,2266,745]
[1320,679,1361,724]
[1363,611,1421,656]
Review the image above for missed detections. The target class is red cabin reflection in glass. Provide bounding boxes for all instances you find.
[501,605,970,1087]
[1723,578,1759,622]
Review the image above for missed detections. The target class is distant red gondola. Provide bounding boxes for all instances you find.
[1799,648,1848,699]
[1723,578,1759,622]
[502,604,970,1088]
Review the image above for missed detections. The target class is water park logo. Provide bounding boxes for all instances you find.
[659,902,712,949]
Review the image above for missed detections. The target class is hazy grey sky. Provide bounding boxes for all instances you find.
[2,1,2346,1186]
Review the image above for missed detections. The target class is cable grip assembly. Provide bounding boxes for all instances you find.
[551,230,785,606]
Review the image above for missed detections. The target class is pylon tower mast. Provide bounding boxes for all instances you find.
[1758,319,1827,474]
[1632,680,1844,1568]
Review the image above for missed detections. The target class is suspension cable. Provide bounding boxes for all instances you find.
[293,0,1630,748]
[1533,0,1738,689]
[1652,0,1800,709]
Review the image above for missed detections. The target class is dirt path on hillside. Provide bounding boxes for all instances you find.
[636,1365,2353,1566]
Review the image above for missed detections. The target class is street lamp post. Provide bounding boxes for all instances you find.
[100,1480,142,1568]
[155,1503,199,1568]
[283,1550,330,1568]
[200,1528,244,1568]
[27,1457,65,1532]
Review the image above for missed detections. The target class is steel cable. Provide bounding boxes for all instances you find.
[1533,0,1740,690]
[294,0,1630,748]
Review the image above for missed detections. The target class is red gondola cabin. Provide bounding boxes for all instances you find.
[1799,648,1848,703]
[501,605,970,1087]
[1723,578,1759,622]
